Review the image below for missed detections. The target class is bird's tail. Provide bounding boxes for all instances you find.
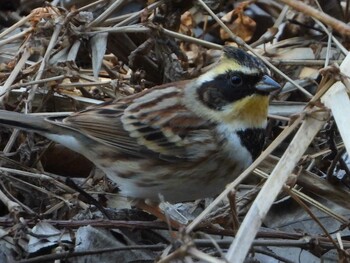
[0,110,89,157]
[0,110,57,134]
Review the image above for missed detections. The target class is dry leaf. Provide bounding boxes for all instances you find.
[180,11,194,36]
[220,8,256,42]
[29,6,61,27]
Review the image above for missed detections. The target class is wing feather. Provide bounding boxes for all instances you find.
[61,85,217,160]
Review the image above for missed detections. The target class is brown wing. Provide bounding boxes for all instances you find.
[61,85,216,160]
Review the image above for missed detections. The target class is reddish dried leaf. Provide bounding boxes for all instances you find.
[220,13,256,42]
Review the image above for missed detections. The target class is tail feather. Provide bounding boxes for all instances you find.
[0,110,56,134]
[0,110,86,154]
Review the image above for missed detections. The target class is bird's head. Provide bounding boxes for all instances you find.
[185,46,280,129]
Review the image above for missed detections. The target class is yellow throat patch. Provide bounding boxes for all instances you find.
[222,94,269,126]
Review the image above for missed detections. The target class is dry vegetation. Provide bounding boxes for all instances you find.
[0,0,350,262]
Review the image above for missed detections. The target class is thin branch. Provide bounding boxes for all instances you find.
[277,0,350,37]
[16,244,165,263]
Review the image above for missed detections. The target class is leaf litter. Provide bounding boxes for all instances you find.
[0,0,349,262]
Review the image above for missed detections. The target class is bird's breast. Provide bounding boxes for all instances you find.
[215,123,254,169]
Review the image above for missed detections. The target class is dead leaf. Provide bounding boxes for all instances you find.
[180,11,194,36]
[220,11,256,42]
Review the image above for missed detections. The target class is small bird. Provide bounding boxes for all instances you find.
[0,46,280,203]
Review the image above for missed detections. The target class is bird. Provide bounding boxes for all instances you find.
[0,46,280,203]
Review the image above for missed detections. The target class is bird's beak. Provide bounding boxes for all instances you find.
[256,75,281,92]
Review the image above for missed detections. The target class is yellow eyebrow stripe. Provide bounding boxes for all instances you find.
[211,58,261,75]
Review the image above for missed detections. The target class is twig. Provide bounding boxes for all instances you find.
[0,48,31,104]
[5,174,74,204]
[0,218,306,239]
[114,0,164,27]
[0,13,33,39]
[0,28,32,48]
[321,50,350,159]
[0,182,22,214]
[91,25,222,49]
[0,179,34,214]
[9,75,65,89]
[285,187,341,252]
[76,0,109,12]
[312,18,348,55]
[276,0,350,37]
[253,168,349,223]
[15,244,165,263]
[226,111,327,262]
[253,248,295,263]
[188,247,226,263]
[87,0,125,28]
[268,59,343,66]
[27,15,65,112]
[0,166,76,193]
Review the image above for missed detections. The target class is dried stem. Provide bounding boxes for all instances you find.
[277,0,350,37]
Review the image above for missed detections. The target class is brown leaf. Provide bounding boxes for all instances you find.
[220,12,256,42]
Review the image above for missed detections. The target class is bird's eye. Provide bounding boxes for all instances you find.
[231,75,242,86]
